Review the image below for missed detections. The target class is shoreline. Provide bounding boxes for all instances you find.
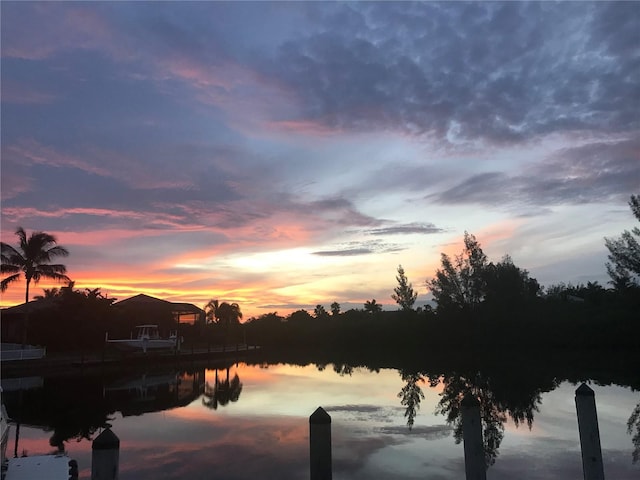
[0,344,259,377]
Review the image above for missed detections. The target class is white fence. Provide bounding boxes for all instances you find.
[0,343,46,361]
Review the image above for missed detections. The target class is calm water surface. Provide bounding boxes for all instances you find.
[3,362,639,479]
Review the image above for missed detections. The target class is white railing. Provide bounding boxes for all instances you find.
[0,343,46,361]
[0,376,44,391]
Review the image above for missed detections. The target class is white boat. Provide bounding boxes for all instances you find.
[105,324,178,353]
[4,453,76,480]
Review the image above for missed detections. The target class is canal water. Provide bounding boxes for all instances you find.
[2,361,639,479]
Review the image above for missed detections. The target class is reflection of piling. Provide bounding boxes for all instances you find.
[310,406,332,480]
[92,427,120,480]
[575,383,605,480]
[69,459,79,479]
[461,393,486,480]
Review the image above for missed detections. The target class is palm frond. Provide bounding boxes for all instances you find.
[1,243,24,264]
[2,227,70,293]
[1,264,21,275]
[46,245,70,258]
[37,264,68,275]
[1,273,21,292]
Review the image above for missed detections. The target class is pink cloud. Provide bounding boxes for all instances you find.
[2,4,116,60]
[6,139,112,176]
[1,82,58,105]
[5,139,195,190]
[1,207,192,231]
[264,119,345,137]
[0,171,34,201]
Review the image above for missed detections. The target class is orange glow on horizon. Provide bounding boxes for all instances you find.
[0,219,475,318]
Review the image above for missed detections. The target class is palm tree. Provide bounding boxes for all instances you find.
[1,227,70,347]
[216,302,243,326]
[34,287,61,300]
[215,302,242,348]
[204,298,219,324]
[364,299,382,314]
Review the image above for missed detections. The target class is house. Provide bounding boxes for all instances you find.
[113,294,205,325]
[0,299,59,344]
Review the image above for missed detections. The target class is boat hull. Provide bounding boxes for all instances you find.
[106,338,176,353]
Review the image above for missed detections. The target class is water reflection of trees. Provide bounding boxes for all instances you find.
[398,369,550,468]
[202,367,243,410]
[629,400,640,463]
[397,370,428,429]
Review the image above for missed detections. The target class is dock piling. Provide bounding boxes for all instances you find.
[575,383,605,480]
[461,393,486,480]
[91,427,120,480]
[310,406,332,480]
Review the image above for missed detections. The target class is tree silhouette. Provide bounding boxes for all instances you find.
[330,302,341,316]
[1,227,70,347]
[314,304,329,319]
[392,264,418,311]
[212,302,242,347]
[605,194,640,288]
[216,302,242,327]
[34,287,60,300]
[204,298,219,324]
[427,232,488,314]
[482,255,540,311]
[364,299,382,314]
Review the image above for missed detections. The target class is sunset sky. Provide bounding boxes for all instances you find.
[1,2,638,318]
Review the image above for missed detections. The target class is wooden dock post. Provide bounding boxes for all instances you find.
[91,427,120,480]
[461,393,486,480]
[575,383,605,480]
[310,406,332,480]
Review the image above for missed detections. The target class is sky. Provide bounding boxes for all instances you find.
[1,1,638,318]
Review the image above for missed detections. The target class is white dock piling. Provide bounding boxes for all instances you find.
[575,383,605,480]
[310,406,332,480]
[461,393,486,480]
[91,427,120,480]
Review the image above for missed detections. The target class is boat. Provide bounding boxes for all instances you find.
[105,324,179,353]
[3,453,77,480]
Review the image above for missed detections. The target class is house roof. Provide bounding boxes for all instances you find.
[114,293,173,307]
[1,293,204,316]
[114,294,203,314]
[1,298,59,315]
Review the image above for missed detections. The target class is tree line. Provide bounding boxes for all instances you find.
[1,195,638,353]
[244,194,639,351]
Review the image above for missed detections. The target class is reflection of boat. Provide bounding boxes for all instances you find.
[105,324,178,353]
[103,370,205,417]
[104,372,180,401]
